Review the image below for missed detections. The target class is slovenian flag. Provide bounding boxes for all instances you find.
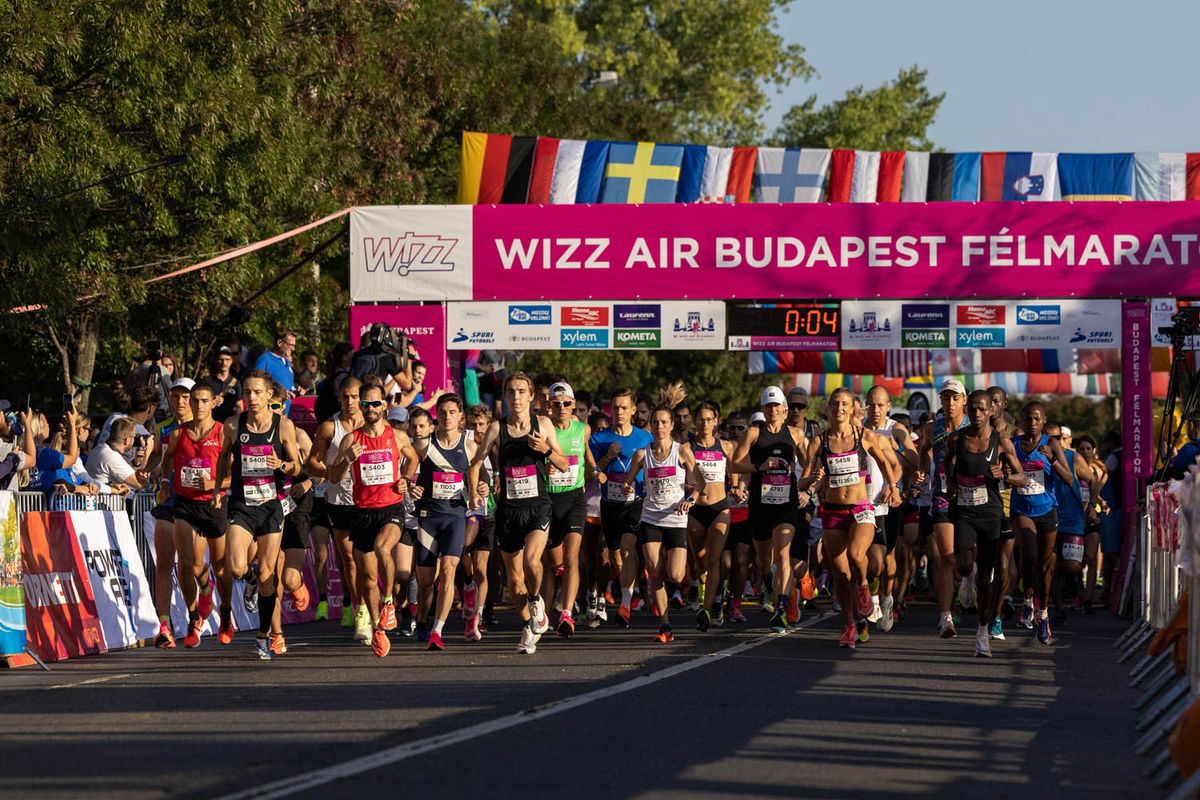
[526,138,610,204]
[898,152,981,201]
[753,147,830,203]
[457,132,538,204]
[601,141,686,203]
[980,152,1058,201]
[1057,153,1134,201]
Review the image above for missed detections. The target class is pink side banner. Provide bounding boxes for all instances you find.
[349,304,448,393]
[470,202,1200,300]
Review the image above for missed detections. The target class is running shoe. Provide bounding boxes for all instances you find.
[269,632,287,655]
[372,628,391,657]
[464,612,483,642]
[401,605,416,637]
[730,599,746,624]
[769,611,787,633]
[1052,607,1068,628]
[1019,600,1035,629]
[654,624,674,644]
[354,605,372,644]
[631,592,643,612]
[615,605,631,628]
[315,599,329,621]
[669,588,685,609]
[462,582,478,619]
[183,619,203,649]
[243,574,259,614]
[856,584,873,618]
[595,600,608,624]
[762,590,777,615]
[481,604,497,629]
[800,573,817,602]
[604,582,617,606]
[989,617,1005,640]
[427,630,445,651]
[831,598,842,613]
[340,604,354,628]
[867,595,882,623]
[877,597,895,632]
[1037,616,1053,645]
[856,620,869,644]
[529,596,550,635]
[1071,595,1083,612]
[713,603,725,627]
[155,621,176,650]
[975,626,992,658]
[379,601,398,632]
[517,624,537,654]
[839,623,857,649]
[557,611,575,639]
[786,590,801,625]
[198,575,215,619]
[938,613,957,639]
[218,609,235,645]
[254,636,272,661]
[291,583,310,613]
[696,608,711,632]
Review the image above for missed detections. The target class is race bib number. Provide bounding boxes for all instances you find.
[359,450,396,487]
[606,471,634,503]
[1017,462,1046,495]
[760,472,791,505]
[505,465,537,500]
[242,478,274,507]
[548,456,580,489]
[240,444,273,478]
[853,506,876,525]
[693,451,724,484]
[433,470,464,500]
[646,465,679,501]
[280,493,295,517]
[957,484,987,507]
[181,458,210,490]
[827,453,858,488]
[1080,485,1091,504]
[1062,536,1085,562]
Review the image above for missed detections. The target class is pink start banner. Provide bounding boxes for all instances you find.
[348,303,448,393]
[350,202,1200,302]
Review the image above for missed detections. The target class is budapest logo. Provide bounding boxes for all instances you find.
[957,305,1006,325]
[361,233,458,276]
[561,329,609,349]
[615,329,661,348]
[561,306,609,327]
[508,305,552,325]
[956,327,1006,348]
[1016,305,1061,325]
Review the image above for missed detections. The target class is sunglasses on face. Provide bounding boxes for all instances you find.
[550,400,573,408]
[726,425,747,433]
[359,400,385,409]
[788,403,808,411]
[268,402,284,410]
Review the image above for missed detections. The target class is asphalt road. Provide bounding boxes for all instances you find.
[0,600,1163,799]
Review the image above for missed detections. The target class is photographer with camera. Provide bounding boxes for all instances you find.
[96,385,158,471]
[86,417,149,493]
[350,323,418,401]
[127,340,175,421]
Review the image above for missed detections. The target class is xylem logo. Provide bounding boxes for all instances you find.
[1016,305,1061,325]
[361,233,458,276]
[508,305,552,325]
[956,327,1006,348]
[615,330,661,348]
[957,305,1006,325]
[561,329,609,349]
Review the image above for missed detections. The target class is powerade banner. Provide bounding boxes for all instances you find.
[445,301,724,350]
[72,510,158,649]
[0,492,24,656]
[21,512,105,661]
[351,203,1200,302]
[842,299,1122,350]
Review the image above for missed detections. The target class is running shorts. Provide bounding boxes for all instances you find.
[174,496,226,540]
[548,489,587,548]
[349,503,405,553]
[227,499,283,539]
[600,500,643,551]
[820,502,875,533]
[640,524,687,550]
[416,511,467,567]
[495,500,552,554]
[689,499,729,531]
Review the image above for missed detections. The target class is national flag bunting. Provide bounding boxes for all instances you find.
[677,145,734,202]
[1057,153,1134,201]
[601,142,685,203]
[753,147,830,203]
[527,139,609,204]
[457,132,537,204]
[979,152,1057,201]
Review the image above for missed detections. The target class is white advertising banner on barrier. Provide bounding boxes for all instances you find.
[446,301,725,350]
[842,299,1122,350]
[72,510,159,649]
[351,206,474,302]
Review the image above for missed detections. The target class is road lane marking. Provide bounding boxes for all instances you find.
[50,673,137,689]
[219,613,836,800]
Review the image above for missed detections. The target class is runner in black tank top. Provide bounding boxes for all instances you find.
[945,389,1027,657]
[468,372,569,655]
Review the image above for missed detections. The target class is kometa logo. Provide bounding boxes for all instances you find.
[615,330,661,348]
[902,329,949,348]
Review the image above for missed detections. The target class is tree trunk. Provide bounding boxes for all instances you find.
[72,310,101,413]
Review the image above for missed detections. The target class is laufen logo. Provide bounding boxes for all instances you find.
[361,233,458,276]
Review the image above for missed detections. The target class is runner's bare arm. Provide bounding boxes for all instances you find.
[864,430,902,506]
[681,444,707,502]
[999,438,1028,487]
[1047,438,1074,483]
[535,417,569,472]
[304,419,333,479]
[211,417,237,508]
[467,421,501,509]
[326,435,360,485]
[583,424,597,483]
[622,450,646,494]
[396,430,419,482]
[277,418,302,477]
[728,425,760,474]
[895,425,919,476]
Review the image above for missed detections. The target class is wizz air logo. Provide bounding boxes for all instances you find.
[361,233,459,277]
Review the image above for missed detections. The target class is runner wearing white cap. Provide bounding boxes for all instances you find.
[730,386,812,633]
[545,381,596,638]
[919,378,970,638]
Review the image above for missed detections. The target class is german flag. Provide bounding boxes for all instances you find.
[457,132,538,204]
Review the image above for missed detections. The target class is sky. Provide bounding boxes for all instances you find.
[767,1,1200,151]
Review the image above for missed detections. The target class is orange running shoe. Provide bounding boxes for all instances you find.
[218,608,235,645]
[291,583,310,613]
[839,623,858,649]
[380,601,398,631]
[654,625,674,644]
[372,628,391,657]
[800,574,817,602]
[197,575,215,619]
[183,619,204,649]
[269,632,287,655]
[616,605,631,627]
[155,621,176,650]
[786,590,801,624]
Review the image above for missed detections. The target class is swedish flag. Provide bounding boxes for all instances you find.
[600,142,685,203]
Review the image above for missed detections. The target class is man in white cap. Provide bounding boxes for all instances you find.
[919,377,969,638]
[729,386,812,632]
[543,381,597,638]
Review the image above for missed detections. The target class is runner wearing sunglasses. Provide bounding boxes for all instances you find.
[545,382,596,638]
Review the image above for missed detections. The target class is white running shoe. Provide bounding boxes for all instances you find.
[353,605,372,644]
[938,612,957,639]
[867,595,882,623]
[529,596,549,635]
[975,625,992,657]
[877,596,895,632]
[517,624,537,654]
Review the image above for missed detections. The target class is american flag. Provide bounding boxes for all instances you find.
[885,349,930,378]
